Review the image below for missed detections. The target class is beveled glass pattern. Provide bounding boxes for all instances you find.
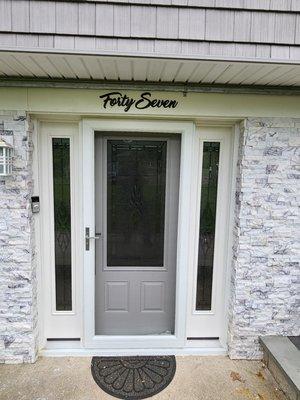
[196,142,220,310]
[107,139,167,267]
[52,138,72,311]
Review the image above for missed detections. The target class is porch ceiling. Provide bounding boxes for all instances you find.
[0,51,300,87]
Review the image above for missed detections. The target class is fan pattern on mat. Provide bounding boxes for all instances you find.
[91,356,176,399]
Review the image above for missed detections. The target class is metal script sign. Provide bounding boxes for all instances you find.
[99,91,178,112]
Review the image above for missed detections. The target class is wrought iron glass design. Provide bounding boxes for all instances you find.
[196,142,220,310]
[52,138,72,311]
[107,139,167,267]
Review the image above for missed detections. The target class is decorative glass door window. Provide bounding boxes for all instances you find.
[52,138,72,311]
[196,142,220,310]
[107,140,167,267]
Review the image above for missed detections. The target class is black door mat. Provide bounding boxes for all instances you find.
[91,355,176,399]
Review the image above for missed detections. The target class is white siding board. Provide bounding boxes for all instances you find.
[0,0,12,31]
[181,41,210,56]
[171,0,188,4]
[95,38,118,51]
[38,35,54,48]
[74,37,96,51]
[255,45,271,59]
[79,3,96,36]
[0,33,16,47]
[209,43,236,57]
[289,46,300,61]
[130,6,156,38]
[274,13,296,44]
[54,36,75,50]
[178,8,205,40]
[155,40,181,54]
[215,0,244,6]
[12,0,29,32]
[114,5,131,37]
[233,11,252,42]
[270,0,291,11]
[156,7,178,38]
[55,2,79,35]
[188,0,212,5]
[96,4,114,36]
[243,0,270,9]
[235,43,257,58]
[205,10,234,41]
[271,45,290,59]
[16,34,39,48]
[137,39,155,53]
[250,12,275,43]
[291,0,300,11]
[117,38,138,52]
[295,15,300,44]
[29,1,56,33]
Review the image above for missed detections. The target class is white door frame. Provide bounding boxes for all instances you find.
[82,118,196,349]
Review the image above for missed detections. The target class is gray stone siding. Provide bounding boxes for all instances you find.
[228,117,300,359]
[0,112,299,363]
[0,111,38,363]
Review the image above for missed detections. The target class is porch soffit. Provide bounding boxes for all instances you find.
[0,51,300,89]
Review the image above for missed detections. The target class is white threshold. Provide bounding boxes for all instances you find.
[40,340,227,357]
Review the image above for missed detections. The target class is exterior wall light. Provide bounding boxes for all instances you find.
[0,138,13,176]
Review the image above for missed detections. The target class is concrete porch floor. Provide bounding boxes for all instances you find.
[0,356,287,400]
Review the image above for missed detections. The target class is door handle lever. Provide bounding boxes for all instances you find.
[85,227,101,251]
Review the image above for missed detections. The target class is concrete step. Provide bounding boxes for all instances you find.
[260,336,300,400]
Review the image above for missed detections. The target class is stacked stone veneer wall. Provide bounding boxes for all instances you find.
[228,117,300,359]
[0,111,38,363]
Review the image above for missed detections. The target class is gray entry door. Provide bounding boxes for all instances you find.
[95,134,180,335]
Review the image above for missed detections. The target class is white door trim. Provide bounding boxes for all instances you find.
[38,121,82,339]
[186,126,233,338]
[82,118,196,349]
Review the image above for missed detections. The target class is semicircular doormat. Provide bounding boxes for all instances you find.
[91,356,176,399]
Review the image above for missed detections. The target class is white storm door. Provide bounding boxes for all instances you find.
[187,126,233,339]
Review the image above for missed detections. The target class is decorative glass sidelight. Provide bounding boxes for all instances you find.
[52,138,72,311]
[196,142,220,310]
[107,139,167,267]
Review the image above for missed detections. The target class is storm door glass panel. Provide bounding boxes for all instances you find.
[107,139,167,267]
[52,138,72,311]
[196,142,220,310]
